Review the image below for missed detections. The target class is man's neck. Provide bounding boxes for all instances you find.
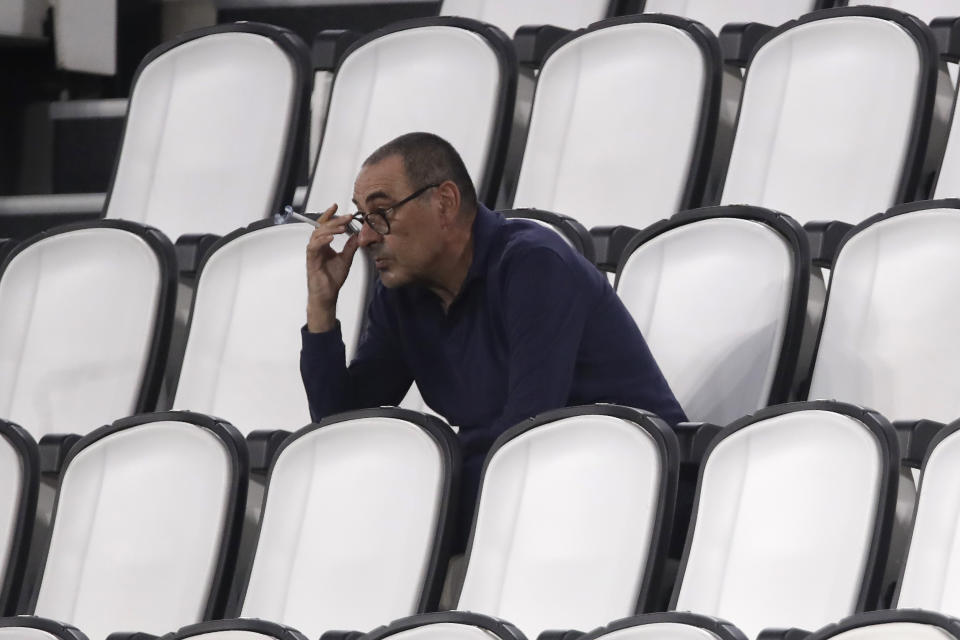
[425,214,476,311]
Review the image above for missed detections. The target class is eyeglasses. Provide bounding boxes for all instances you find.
[348,183,441,235]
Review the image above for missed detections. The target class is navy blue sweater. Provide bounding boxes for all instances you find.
[301,205,686,541]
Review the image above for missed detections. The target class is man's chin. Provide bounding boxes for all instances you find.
[377,269,407,288]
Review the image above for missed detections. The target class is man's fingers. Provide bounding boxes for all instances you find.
[317,203,338,222]
[341,233,361,267]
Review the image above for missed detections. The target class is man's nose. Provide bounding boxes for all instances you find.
[357,220,381,247]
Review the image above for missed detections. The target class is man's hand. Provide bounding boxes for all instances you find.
[306,203,361,333]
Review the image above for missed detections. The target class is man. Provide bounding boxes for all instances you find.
[301,132,685,544]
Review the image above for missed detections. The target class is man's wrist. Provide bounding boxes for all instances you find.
[306,300,338,333]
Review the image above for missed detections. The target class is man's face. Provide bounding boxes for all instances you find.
[352,155,444,288]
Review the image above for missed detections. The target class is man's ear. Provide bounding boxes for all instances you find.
[437,180,462,222]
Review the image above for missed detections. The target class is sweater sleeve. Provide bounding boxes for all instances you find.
[300,289,412,421]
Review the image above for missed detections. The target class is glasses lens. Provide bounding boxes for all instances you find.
[368,212,390,235]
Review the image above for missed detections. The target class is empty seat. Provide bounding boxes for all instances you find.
[304,17,515,218]
[672,402,899,639]
[172,218,369,434]
[719,7,945,226]
[26,413,247,639]
[104,23,311,241]
[803,610,960,640]
[440,0,615,37]
[453,405,678,639]
[806,200,960,421]
[575,612,748,640]
[616,206,809,425]
[0,422,37,615]
[511,15,725,255]
[642,0,830,35]
[0,221,176,439]
[235,408,459,637]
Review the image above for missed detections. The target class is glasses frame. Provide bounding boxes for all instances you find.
[349,183,441,235]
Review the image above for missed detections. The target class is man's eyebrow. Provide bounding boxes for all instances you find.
[364,190,391,204]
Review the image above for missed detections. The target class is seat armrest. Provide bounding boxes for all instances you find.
[537,630,585,640]
[803,220,854,267]
[38,433,83,475]
[106,632,159,640]
[757,628,812,640]
[931,17,960,63]
[312,29,361,71]
[719,22,774,66]
[514,24,573,68]
[175,234,221,277]
[590,225,641,272]
[894,419,946,468]
[318,632,364,640]
[247,429,292,475]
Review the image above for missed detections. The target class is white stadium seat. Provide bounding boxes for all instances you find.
[454,405,679,639]
[672,402,899,639]
[27,413,247,639]
[0,222,176,440]
[305,17,515,217]
[104,23,311,241]
[511,15,725,264]
[719,7,945,226]
[237,409,458,637]
[172,218,369,435]
[806,201,960,422]
[616,206,809,425]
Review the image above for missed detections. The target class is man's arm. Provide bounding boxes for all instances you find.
[300,203,411,421]
[300,288,413,421]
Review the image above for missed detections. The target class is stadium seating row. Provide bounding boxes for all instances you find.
[23,5,960,275]
[0,401,958,640]
[5,196,960,445]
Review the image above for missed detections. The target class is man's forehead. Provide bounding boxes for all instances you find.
[353,154,409,204]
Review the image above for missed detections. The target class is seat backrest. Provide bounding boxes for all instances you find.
[238,409,459,636]
[104,23,311,240]
[804,610,960,640]
[0,617,88,640]
[31,413,247,639]
[156,618,308,640]
[364,612,526,640]
[616,206,808,424]
[807,201,960,421]
[643,0,825,35]
[511,15,721,232]
[456,406,678,639]
[0,222,176,439]
[0,422,37,615]
[673,402,899,639]
[896,422,960,613]
[845,1,960,24]
[172,220,370,434]
[719,7,940,225]
[577,612,748,640]
[501,209,595,262]
[305,17,515,215]
[440,0,613,37]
